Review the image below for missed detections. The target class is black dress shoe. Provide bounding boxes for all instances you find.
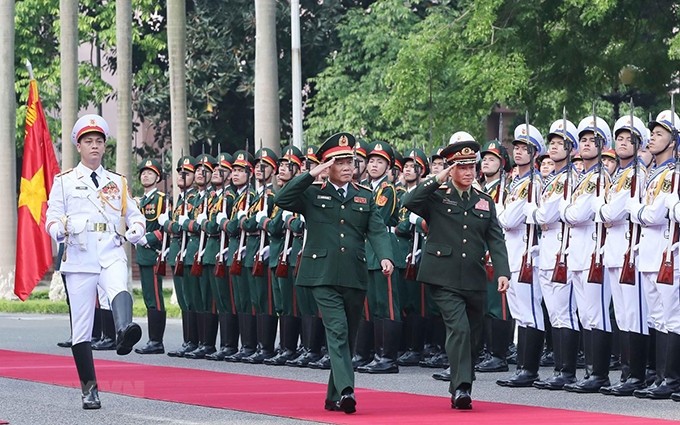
[420,352,448,368]
[475,356,509,373]
[287,350,321,367]
[206,346,238,361]
[264,349,299,365]
[242,349,276,364]
[116,323,142,355]
[671,392,680,402]
[167,342,198,358]
[645,380,680,399]
[184,344,217,360]
[397,350,421,366]
[324,399,341,411]
[224,347,257,362]
[134,340,164,355]
[357,356,399,374]
[602,378,646,396]
[452,388,472,410]
[339,393,356,414]
[91,337,116,351]
[308,353,332,370]
[499,369,539,387]
[533,373,577,390]
[352,353,373,370]
[432,367,451,381]
[564,376,610,393]
[539,350,554,367]
[57,337,72,348]
[81,384,101,410]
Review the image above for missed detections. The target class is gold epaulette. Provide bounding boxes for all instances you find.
[380,181,389,189]
[352,182,371,191]
[56,168,73,177]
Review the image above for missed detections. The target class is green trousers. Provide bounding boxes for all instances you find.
[139,265,164,311]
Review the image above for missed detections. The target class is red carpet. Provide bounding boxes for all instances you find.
[0,349,674,425]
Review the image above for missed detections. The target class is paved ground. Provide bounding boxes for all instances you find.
[1,312,679,425]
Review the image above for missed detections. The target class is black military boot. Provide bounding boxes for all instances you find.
[71,342,100,409]
[476,318,512,373]
[225,313,257,362]
[243,314,278,364]
[351,319,374,369]
[288,316,323,367]
[432,366,451,381]
[110,292,142,355]
[397,314,424,366]
[600,330,628,395]
[608,332,647,396]
[207,313,240,360]
[92,309,116,350]
[186,313,218,359]
[358,319,384,372]
[135,309,166,354]
[265,315,301,365]
[420,317,448,368]
[565,328,611,392]
[635,329,667,398]
[497,326,526,386]
[645,332,680,399]
[168,311,199,357]
[361,319,401,374]
[503,326,543,387]
[534,327,563,389]
[537,328,578,390]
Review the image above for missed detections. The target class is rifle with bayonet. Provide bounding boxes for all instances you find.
[191,152,210,277]
[252,141,268,277]
[588,104,606,284]
[230,139,251,276]
[485,113,505,282]
[658,94,679,284]
[155,150,170,276]
[551,107,572,284]
[518,111,537,283]
[621,99,640,284]
[404,143,422,281]
[174,150,189,276]
[215,147,229,278]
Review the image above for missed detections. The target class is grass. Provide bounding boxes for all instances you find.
[0,288,182,318]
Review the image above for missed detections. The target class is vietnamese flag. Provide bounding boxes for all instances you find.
[14,79,60,301]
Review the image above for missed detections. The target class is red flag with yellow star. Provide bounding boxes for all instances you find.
[14,79,60,301]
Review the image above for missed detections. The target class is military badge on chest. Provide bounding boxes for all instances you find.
[98,181,121,209]
[144,203,157,218]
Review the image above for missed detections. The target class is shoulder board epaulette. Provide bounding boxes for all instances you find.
[380,181,389,189]
[56,168,73,177]
[352,182,371,191]
[108,170,123,177]
[473,187,493,200]
[158,191,165,196]
[312,181,323,185]
[438,184,448,190]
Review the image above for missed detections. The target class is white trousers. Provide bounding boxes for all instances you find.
[607,267,648,335]
[507,269,544,330]
[659,273,680,334]
[538,269,578,330]
[639,272,666,332]
[571,269,612,332]
[65,260,128,345]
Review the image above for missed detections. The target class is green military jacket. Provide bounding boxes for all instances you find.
[365,175,400,270]
[274,172,393,290]
[394,186,428,268]
[136,188,166,266]
[242,184,274,268]
[260,203,286,268]
[402,177,510,290]
[165,188,196,267]
[225,186,255,267]
[181,186,212,266]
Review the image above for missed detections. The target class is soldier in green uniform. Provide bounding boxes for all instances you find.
[160,156,198,357]
[353,138,369,182]
[274,133,394,414]
[429,146,446,176]
[402,138,510,410]
[134,159,167,354]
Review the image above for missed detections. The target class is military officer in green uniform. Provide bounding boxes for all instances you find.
[274,133,394,414]
[134,159,167,354]
[402,138,510,410]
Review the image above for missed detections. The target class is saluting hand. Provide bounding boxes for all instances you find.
[435,163,453,184]
[497,276,509,293]
[381,259,394,276]
[309,158,335,178]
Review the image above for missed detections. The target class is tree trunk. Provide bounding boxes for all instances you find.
[167,0,189,199]
[0,0,16,298]
[254,0,280,154]
[60,0,78,170]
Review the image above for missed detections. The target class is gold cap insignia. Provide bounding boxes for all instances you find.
[339,135,349,146]
[237,153,244,160]
[183,158,190,165]
[375,143,383,151]
[146,160,152,166]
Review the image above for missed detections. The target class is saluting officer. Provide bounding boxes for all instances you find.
[403,137,510,410]
[134,159,167,355]
[46,114,146,409]
[275,132,394,414]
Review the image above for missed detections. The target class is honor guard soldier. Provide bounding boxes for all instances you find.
[597,115,650,396]
[627,109,680,399]
[204,153,241,361]
[558,115,612,393]
[394,148,430,367]
[223,151,258,362]
[275,132,394,414]
[302,145,320,173]
[46,114,146,409]
[353,138,369,182]
[134,159,167,354]
[160,156,198,357]
[496,123,546,388]
[403,135,510,410]
[429,146,446,176]
[476,140,514,374]
[357,141,403,375]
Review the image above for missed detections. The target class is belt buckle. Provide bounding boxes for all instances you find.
[94,223,107,232]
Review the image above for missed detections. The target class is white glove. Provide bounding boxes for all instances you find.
[158,212,169,227]
[625,197,643,217]
[125,224,145,244]
[522,202,538,220]
[178,215,189,226]
[237,210,247,220]
[282,211,293,222]
[255,210,268,223]
[216,212,228,225]
[408,212,420,225]
[196,213,208,226]
[299,214,306,223]
[137,235,148,246]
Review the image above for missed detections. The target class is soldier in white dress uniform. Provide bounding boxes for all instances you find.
[46,114,146,409]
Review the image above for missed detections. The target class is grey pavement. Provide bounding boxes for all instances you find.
[1,312,678,425]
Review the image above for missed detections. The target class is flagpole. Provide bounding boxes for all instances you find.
[291,0,303,149]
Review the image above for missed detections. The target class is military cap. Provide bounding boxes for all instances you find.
[403,148,429,177]
[71,114,110,145]
[176,155,196,173]
[195,154,217,172]
[547,119,579,152]
[254,147,279,170]
[430,146,445,162]
[577,116,612,149]
[280,145,304,167]
[480,140,512,173]
[367,141,395,166]
[536,153,551,165]
[513,124,546,156]
[648,110,680,135]
[355,138,369,159]
[441,136,479,166]
[232,150,254,170]
[602,148,617,161]
[217,152,233,170]
[316,132,356,162]
[304,145,320,164]
[449,131,476,145]
[613,115,648,149]
[572,153,583,162]
[393,149,404,172]
[138,158,163,179]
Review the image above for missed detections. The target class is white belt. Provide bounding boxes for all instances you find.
[87,222,110,232]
